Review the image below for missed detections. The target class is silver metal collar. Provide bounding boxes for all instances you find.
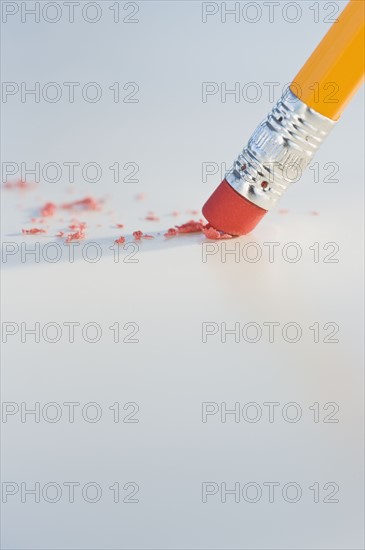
[226,89,336,210]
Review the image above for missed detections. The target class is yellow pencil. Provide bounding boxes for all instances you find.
[203,0,365,236]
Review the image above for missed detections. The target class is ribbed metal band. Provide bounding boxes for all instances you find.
[225,89,336,210]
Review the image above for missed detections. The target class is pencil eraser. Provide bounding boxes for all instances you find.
[202,180,268,236]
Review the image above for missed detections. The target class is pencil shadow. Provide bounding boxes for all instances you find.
[1,229,220,268]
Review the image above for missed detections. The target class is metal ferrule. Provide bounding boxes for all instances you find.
[225,89,336,210]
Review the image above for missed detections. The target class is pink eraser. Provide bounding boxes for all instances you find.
[202,180,268,236]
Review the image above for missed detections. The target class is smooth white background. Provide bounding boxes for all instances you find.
[1,1,364,548]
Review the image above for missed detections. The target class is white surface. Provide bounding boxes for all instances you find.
[1,1,364,549]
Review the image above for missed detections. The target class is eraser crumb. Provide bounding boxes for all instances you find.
[62,196,102,211]
[4,180,36,191]
[202,226,232,240]
[164,228,178,238]
[133,230,143,240]
[115,236,126,244]
[69,221,86,230]
[22,228,46,234]
[175,220,204,234]
[41,202,57,217]
[66,230,86,242]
